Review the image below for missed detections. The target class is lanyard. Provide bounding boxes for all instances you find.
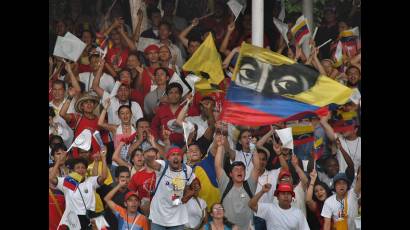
[126,213,139,230]
[242,151,252,168]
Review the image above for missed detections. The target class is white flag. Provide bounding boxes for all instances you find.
[276,127,294,150]
[169,72,191,97]
[227,0,243,21]
[273,18,289,45]
[137,37,160,52]
[93,215,110,230]
[53,33,86,62]
[110,81,122,98]
[278,0,286,22]
[185,74,201,96]
[67,129,92,151]
[182,121,195,147]
[93,131,105,148]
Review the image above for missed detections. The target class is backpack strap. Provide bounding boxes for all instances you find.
[220,179,234,203]
[220,179,253,203]
[243,180,254,199]
[151,161,169,197]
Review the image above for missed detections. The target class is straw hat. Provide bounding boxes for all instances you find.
[74,92,100,113]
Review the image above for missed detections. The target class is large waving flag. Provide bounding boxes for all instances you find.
[182,34,224,94]
[220,43,352,126]
[291,15,310,46]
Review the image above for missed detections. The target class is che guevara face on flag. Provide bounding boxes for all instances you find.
[235,56,319,96]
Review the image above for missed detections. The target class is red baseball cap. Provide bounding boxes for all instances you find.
[166,147,184,159]
[144,44,160,53]
[124,191,139,201]
[274,183,295,197]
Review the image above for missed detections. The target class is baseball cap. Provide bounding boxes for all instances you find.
[274,182,295,197]
[229,161,246,172]
[332,173,351,188]
[124,191,139,201]
[278,170,291,180]
[144,44,160,53]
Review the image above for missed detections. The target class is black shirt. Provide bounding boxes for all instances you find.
[315,24,339,59]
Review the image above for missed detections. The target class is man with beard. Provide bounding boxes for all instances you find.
[249,182,310,230]
[144,147,196,230]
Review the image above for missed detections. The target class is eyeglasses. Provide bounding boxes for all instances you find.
[213,207,224,211]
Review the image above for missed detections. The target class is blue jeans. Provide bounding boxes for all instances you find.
[253,215,267,230]
[151,223,185,230]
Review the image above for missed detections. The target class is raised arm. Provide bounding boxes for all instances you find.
[310,48,327,75]
[319,113,337,142]
[132,9,144,43]
[256,126,275,148]
[118,25,137,51]
[178,18,199,48]
[147,132,166,158]
[306,169,318,211]
[113,142,132,168]
[64,62,82,94]
[91,59,106,97]
[214,134,225,181]
[224,135,236,162]
[49,151,67,186]
[248,183,271,212]
[59,88,77,123]
[354,166,361,195]
[250,141,261,182]
[291,154,309,190]
[272,141,289,171]
[97,147,108,185]
[335,138,355,178]
[104,178,128,212]
[98,99,117,133]
[143,147,161,171]
[222,46,240,70]
[102,18,121,37]
[219,22,236,57]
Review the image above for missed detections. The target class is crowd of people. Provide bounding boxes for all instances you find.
[49,0,361,229]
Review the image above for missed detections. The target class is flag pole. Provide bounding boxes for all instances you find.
[252,0,264,47]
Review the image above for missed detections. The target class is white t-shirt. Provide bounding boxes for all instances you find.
[255,169,280,204]
[102,91,143,126]
[336,135,361,173]
[321,189,360,230]
[79,72,115,93]
[234,150,254,181]
[257,203,310,230]
[273,183,307,217]
[57,176,100,215]
[185,197,207,229]
[149,160,196,226]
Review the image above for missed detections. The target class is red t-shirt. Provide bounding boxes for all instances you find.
[151,104,200,146]
[69,114,101,158]
[105,47,129,69]
[128,169,156,200]
[78,63,92,73]
[131,89,145,110]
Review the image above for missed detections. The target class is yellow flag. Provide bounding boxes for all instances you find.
[182,34,224,91]
[232,42,353,107]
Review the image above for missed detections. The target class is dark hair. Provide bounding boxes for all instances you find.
[115,165,131,177]
[209,203,234,227]
[166,82,183,95]
[130,148,143,164]
[312,181,332,203]
[68,158,89,169]
[188,142,200,148]
[154,67,170,78]
[81,30,95,40]
[117,105,132,116]
[51,143,67,156]
[346,65,361,75]
[229,161,246,173]
[49,106,56,118]
[136,117,150,127]
[144,147,159,155]
[235,129,251,151]
[49,135,64,147]
[147,6,161,18]
[188,36,203,46]
[52,80,66,89]
[119,68,132,77]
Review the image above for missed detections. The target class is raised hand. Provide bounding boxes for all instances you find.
[103,98,111,109]
[227,22,235,32]
[118,178,128,188]
[137,8,143,20]
[191,18,199,27]
[273,142,282,156]
[262,183,272,193]
[291,154,299,167]
[215,134,225,147]
[310,168,318,181]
